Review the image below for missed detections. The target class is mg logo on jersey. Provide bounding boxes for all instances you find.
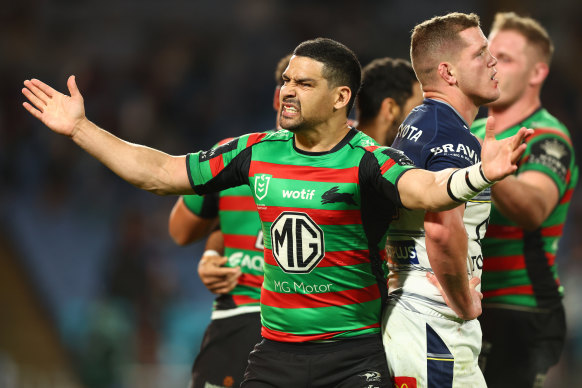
[270,211,324,273]
[254,174,272,200]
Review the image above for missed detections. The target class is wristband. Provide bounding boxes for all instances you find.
[447,162,494,202]
[202,249,221,257]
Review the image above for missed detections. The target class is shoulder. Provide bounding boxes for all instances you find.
[350,130,380,149]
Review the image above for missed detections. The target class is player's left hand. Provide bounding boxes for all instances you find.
[427,272,483,320]
[481,116,533,181]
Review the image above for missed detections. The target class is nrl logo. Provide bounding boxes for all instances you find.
[540,139,567,159]
[254,174,272,200]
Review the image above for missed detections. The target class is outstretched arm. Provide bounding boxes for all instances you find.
[22,76,193,195]
[398,117,533,211]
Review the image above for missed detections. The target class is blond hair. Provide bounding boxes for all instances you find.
[490,12,553,65]
[410,12,480,85]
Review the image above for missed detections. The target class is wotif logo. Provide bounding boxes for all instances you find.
[282,188,316,200]
[254,174,272,200]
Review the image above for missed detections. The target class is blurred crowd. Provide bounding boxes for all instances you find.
[1,0,581,387]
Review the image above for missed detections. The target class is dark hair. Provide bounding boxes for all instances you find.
[293,37,362,114]
[356,57,418,123]
[274,53,293,86]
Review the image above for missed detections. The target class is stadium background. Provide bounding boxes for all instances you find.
[1,0,581,387]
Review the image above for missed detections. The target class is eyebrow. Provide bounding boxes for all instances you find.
[282,75,317,84]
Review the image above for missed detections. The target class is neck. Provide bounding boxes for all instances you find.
[487,94,542,133]
[294,119,351,152]
[357,118,388,146]
[424,90,478,126]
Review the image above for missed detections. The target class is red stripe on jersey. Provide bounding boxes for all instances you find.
[257,206,361,225]
[209,154,225,177]
[546,252,556,267]
[263,248,371,268]
[380,159,396,175]
[232,294,260,306]
[249,161,359,183]
[485,224,523,239]
[219,195,257,211]
[261,323,381,342]
[238,273,264,288]
[364,145,380,152]
[224,234,262,251]
[561,189,574,204]
[542,225,564,237]
[527,128,572,146]
[483,285,534,298]
[260,284,380,309]
[483,255,525,271]
[245,132,268,147]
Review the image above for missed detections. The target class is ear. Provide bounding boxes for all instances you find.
[380,97,401,126]
[273,86,281,112]
[437,62,456,85]
[529,62,549,87]
[333,86,352,111]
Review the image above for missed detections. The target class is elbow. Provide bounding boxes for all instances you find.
[168,228,191,246]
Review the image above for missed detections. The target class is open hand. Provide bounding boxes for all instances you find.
[198,253,241,294]
[481,116,533,181]
[22,75,86,137]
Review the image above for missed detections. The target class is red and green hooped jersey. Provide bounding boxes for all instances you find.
[186,128,415,342]
[471,108,578,309]
[182,138,265,317]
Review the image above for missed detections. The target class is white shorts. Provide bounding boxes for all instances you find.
[382,300,486,388]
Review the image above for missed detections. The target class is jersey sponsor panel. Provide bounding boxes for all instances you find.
[187,129,412,341]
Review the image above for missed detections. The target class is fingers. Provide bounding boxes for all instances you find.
[67,75,81,98]
[469,277,481,288]
[30,78,56,98]
[484,116,496,141]
[23,80,49,107]
[22,102,43,120]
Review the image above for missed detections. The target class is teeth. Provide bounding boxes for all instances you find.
[285,106,298,112]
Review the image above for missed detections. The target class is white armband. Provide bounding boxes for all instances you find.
[447,162,493,202]
[202,249,221,257]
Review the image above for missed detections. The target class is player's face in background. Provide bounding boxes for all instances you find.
[454,27,500,106]
[486,30,536,110]
[279,56,338,132]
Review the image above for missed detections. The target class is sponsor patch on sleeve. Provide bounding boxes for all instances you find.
[526,138,572,181]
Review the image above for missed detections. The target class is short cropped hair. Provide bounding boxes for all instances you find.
[490,12,554,65]
[356,58,418,124]
[410,12,480,85]
[294,37,362,115]
[274,54,293,86]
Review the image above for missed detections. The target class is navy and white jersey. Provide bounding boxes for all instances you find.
[386,98,491,317]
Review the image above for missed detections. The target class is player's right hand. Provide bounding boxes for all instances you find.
[22,75,86,138]
[198,253,241,294]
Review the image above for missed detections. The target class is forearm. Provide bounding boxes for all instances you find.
[204,229,225,255]
[399,163,494,211]
[491,174,555,230]
[168,198,219,245]
[425,209,474,318]
[72,118,193,195]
